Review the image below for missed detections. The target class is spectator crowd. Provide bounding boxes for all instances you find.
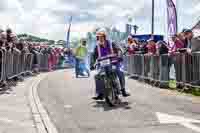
[0,28,68,87]
[122,28,200,87]
[125,29,194,56]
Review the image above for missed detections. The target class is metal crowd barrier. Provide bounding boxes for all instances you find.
[33,51,52,72]
[9,48,21,79]
[6,50,14,79]
[191,52,200,85]
[0,49,6,81]
[39,53,49,71]
[25,53,34,72]
[20,52,26,75]
[31,51,42,72]
[143,55,151,79]
[0,48,65,84]
[123,52,200,87]
[0,48,35,82]
[123,55,129,73]
[159,54,169,82]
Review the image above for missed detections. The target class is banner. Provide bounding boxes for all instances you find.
[66,16,72,48]
[167,0,177,37]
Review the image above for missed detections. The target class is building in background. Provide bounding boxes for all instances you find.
[126,24,132,35]
[192,20,200,38]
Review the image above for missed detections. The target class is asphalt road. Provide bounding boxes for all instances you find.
[38,69,200,133]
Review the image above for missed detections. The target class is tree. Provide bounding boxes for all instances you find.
[17,33,56,45]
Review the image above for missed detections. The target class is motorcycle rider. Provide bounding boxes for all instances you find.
[91,28,130,100]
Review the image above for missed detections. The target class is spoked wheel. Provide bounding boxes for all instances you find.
[105,80,121,107]
[104,71,121,107]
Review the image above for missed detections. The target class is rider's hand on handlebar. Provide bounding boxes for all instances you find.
[99,54,117,60]
[90,66,95,71]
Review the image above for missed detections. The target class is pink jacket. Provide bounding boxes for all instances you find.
[171,39,184,53]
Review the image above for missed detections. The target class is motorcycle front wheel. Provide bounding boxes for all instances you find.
[104,74,120,107]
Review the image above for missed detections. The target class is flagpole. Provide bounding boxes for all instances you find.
[151,0,155,35]
[66,16,73,65]
[66,16,72,49]
[175,0,178,33]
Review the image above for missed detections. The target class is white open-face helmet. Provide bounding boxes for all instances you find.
[96,28,107,37]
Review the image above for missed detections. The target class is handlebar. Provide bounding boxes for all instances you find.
[97,54,117,61]
[93,54,119,68]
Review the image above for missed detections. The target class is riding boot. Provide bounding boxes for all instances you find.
[92,94,104,100]
[121,89,130,97]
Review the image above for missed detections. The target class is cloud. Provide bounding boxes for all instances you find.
[185,3,200,15]
[0,0,199,40]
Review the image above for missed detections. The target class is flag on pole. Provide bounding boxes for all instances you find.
[166,0,177,48]
[66,16,72,48]
[167,0,177,37]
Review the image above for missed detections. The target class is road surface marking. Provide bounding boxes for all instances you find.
[64,105,72,109]
[0,118,33,127]
[182,122,200,132]
[156,112,200,132]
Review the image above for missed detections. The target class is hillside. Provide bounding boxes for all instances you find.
[17,34,55,44]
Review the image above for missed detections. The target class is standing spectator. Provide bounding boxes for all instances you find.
[58,48,65,68]
[30,44,40,73]
[127,36,137,55]
[16,40,24,51]
[147,39,157,55]
[183,29,193,52]
[157,41,169,81]
[0,31,6,48]
[48,47,54,71]
[134,38,140,51]
[170,34,185,54]
[6,28,12,43]
[20,41,30,53]
[177,32,186,43]
[140,40,148,54]
[157,41,169,55]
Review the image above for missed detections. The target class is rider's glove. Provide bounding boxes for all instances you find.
[90,65,95,71]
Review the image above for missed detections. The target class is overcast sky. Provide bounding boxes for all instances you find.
[0,0,199,40]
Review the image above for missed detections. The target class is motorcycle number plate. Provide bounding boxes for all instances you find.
[112,66,117,69]
[100,59,110,66]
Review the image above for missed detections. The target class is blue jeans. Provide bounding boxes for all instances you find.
[75,58,80,76]
[116,67,125,90]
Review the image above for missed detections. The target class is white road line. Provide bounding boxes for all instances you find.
[181,122,200,132]
[64,105,72,109]
[0,118,33,127]
[156,112,200,132]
